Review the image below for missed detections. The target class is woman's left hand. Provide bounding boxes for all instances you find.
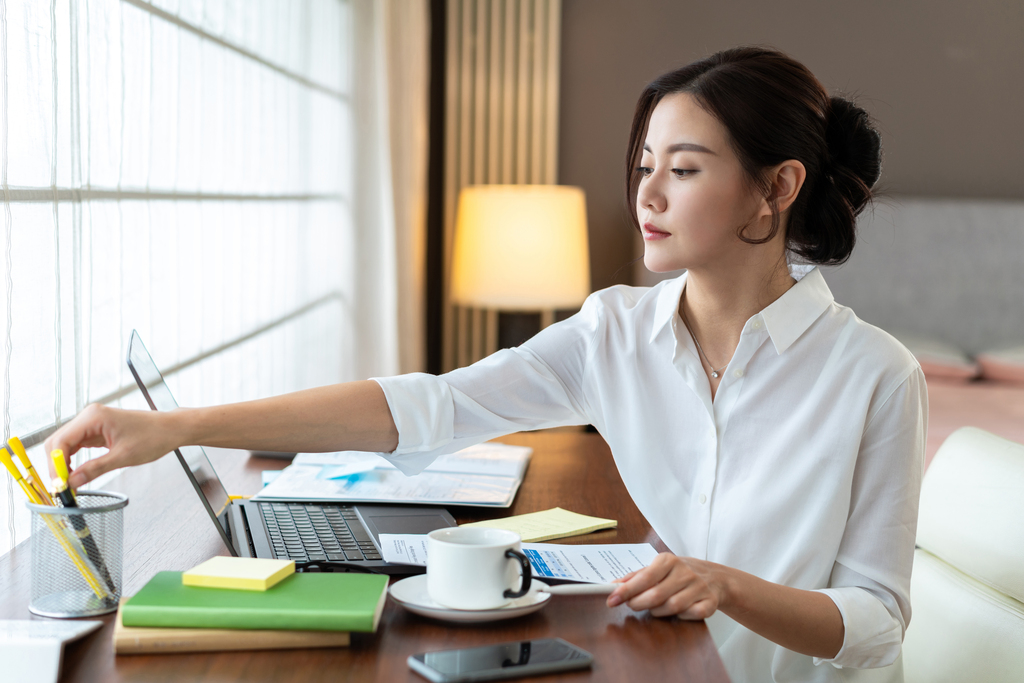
[607,552,728,619]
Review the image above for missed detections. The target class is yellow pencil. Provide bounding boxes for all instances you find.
[1,447,110,600]
[50,450,118,594]
[3,457,44,505]
[1,446,47,505]
[51,448,71,485]
[8,437,51,502]
[39,510,112,600]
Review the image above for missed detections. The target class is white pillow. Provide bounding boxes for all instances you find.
[977,346,1024,384]
[893,334,979,382]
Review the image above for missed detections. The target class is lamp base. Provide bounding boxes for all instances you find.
[498,312,542,349]
[497,309,578,349]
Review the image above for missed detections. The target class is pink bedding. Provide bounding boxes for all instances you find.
[925,380,1024,468]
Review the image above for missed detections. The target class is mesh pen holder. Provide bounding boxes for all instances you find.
[26,491,128,618]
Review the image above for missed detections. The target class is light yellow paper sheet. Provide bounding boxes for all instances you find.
[461,507,617,542]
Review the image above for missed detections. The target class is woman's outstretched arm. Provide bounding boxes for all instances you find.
[44,380,398,489]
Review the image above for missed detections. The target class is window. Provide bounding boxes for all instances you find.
[2,0,355,551]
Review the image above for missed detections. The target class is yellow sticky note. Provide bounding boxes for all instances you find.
[461,507,617,542]
[183,557,295,591]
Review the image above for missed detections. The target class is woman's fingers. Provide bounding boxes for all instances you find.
[43,404,174,488]
[612,570,639,584]
[46,403,112,452]
[647,584,707,618]
[675,598,717,621]
[44,404,110,478]
[66,450,126,489]
[607,553,721,620]
[607,553,674,606]
[624,565,700,612]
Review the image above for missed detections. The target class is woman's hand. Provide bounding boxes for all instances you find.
[607,552,729,619]
[43,404,181,489]
[608,552,846,658]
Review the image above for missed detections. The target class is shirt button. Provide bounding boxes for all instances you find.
[698,494,707,504]
[752,320,762,330]
[733,369,744,378]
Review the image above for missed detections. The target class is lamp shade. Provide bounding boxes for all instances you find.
[450,185,590,310]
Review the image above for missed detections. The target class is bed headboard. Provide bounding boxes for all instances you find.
[821,196,1024,355]
[634,196,1024,356]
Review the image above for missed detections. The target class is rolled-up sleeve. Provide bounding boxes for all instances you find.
[813,368,927,669]
[369,372,457,475]
[370,294,602,475]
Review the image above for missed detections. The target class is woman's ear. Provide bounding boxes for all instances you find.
[769,160,806,214]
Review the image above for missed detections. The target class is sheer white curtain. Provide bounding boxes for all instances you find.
[349,0,429,377]
[0,0,411,552]
[382,0,429,375]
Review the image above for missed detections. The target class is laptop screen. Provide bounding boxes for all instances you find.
[126,330,234,550]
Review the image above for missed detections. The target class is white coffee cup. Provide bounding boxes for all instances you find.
[426,527,533,610]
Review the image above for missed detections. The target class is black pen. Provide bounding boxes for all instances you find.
[51,450,118,597]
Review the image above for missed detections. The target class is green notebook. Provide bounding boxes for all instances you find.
[122,571,389,632]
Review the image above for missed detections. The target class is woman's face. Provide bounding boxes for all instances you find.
[636,92,765,273]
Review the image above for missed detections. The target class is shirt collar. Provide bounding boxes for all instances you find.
[647,264,834,353]
[760,265,834,355]
[649,272,688,344]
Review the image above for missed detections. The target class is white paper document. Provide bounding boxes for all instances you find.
[293,444,530,478]
[316,462,378,480]
[0,620,103,683]
[253,443,532,508]
[378,534,659,583]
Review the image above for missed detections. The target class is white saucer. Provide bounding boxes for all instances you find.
[389,575,552,623]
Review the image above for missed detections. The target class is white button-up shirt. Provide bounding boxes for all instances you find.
[373,265,926,683]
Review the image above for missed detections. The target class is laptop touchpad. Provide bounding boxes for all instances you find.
[358,507,456,543]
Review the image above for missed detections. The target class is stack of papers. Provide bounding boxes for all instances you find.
[253,443,532,508]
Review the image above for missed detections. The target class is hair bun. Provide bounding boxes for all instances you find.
[826,97,882,191]
[794,97,882,265]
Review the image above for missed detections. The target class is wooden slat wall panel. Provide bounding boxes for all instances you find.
[442,0,562,372]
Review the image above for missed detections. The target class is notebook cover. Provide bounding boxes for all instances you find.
[112,601,350,654]
[182,557,295,591]
[122,571,388,632]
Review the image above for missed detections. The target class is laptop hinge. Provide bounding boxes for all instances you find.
[225,505,253,557]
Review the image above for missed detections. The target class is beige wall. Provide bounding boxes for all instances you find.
[558,0,1024,289]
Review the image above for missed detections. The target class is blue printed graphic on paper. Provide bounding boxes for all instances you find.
[524,549,573,580]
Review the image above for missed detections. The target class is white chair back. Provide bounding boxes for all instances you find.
[903,427,1024,682]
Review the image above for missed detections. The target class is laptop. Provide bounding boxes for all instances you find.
[126,330,456,574]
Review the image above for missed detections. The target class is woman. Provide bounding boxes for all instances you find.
[48,47,924,682]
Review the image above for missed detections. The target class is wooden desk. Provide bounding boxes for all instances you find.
[0,431,730,682]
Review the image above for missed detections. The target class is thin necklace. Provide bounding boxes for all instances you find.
[681,308,729,379]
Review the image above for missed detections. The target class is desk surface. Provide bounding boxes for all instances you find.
[0,430,730,682]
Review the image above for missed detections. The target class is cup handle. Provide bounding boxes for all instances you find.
[503,548,532,599]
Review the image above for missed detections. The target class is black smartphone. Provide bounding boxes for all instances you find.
[407,638,594,682]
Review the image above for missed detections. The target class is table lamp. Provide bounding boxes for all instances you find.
[450,185,590,330]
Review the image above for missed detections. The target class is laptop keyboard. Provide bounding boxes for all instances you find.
[260,503,383,563]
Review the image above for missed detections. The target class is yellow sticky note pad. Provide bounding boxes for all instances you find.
[461,507,617,542]
[183,557,295,591]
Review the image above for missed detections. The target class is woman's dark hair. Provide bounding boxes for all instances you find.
[626,46,882,265]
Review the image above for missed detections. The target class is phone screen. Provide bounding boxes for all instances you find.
[408,638,593,682]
